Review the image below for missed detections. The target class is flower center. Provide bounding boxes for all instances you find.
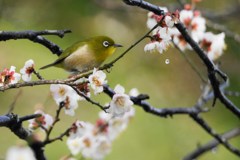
[92,76,101,87]
[115,96,125,107]
[83,138,91,148]
[26,66,34,75]
[58,87,66,96]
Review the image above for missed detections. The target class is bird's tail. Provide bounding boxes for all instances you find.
[39,63,55,70]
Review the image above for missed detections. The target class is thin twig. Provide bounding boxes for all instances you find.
[101,23,159,69]
[172,40,207,83]
[45,105,64,142]
[7,90,22,114]
[44,127,72,145]
[71,86,107,111]
[33,69,44,80]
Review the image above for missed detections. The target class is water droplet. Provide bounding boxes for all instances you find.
[165,59,170,64]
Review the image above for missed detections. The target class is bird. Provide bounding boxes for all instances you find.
[40,36,122,73]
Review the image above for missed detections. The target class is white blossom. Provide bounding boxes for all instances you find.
[144,27,172,54]
[0,66,21,86]
[50,84,80,116]
[79,134,97,159]
[179,9,193,26]
[190,13,206,43]
[164,15,174,28]
[91,136,112,160]
[67,137,82,155]
[146,12,158,29]
[129,88,139,97]
[88,68,107,94]
[20,59,35,82]
[6,146,36,160]
[108,84,134,117]
[28,110,53,130]
[201,32,226,61]
[69,121,94,139]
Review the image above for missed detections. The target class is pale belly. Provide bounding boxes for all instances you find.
[63,45,102,73]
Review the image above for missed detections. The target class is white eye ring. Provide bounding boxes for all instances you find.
[103,41,109,47]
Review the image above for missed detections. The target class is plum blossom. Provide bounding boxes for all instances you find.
[190,11,206,42]
[129,88,139,97]
[146,7,168,29]
[67,133,111,160]
[200,32,226,61]
[179,9,193,27]
[91,136,112,160]
[164,15,175,28]
[6,146,36,160]
[20,59,35,82]
[108,84,134,117]
[144,27,172,54]
[74,77,91,99]
[172,8,206,51]
[88,68,107,94]
[0,66,21,86]
[66,106,135,159]
[67,137,82,155]
[99,106,135,141]
[50,84,80,116]
[69,121,94,139]
[28,110,53,130]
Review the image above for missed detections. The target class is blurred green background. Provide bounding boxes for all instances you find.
[0,0,239,159]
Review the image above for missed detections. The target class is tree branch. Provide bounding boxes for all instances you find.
[0,30,71,56]
[123,0,240,119]
[123,0,165,15]
[0,113,46,160]
[190,114,240,157]
[103,85,207,118]
[184,127,240,160]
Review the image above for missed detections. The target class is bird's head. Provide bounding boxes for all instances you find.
[89,36,122,58]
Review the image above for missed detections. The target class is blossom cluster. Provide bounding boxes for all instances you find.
[0,59,35,86]
[4,57,136,160]
[66,108,135,159]
[144,3,226,61]
[50,68,134,118]
[45,68,136,159]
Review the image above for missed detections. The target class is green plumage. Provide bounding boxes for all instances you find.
[40,36,121,73]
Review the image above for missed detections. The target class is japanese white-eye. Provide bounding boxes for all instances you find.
[40,36,122,73]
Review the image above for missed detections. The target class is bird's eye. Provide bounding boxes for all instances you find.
[103,41,109,48]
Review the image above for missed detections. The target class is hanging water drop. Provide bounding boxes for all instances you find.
[165,59,170,64]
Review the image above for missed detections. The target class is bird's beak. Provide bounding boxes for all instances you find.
[113,43,123,48]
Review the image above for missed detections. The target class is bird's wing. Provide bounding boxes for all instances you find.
[40,41,86,69]
[58,41,86,62]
